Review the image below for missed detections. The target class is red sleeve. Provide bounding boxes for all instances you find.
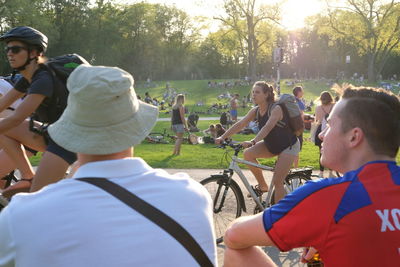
[263,181,349,251]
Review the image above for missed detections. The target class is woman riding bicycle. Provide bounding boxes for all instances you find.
[216,81,300,203]
[0,26,76,198]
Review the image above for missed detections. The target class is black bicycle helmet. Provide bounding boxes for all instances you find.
[0,26,48,53]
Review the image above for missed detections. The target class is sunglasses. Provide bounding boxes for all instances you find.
[4,46,27,54]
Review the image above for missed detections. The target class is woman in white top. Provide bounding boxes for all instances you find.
[314,91,335,177]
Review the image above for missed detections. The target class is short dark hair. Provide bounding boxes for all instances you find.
[292,86,303,97]
[337,85,400,157]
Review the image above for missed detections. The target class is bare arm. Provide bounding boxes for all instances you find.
[0,88,24,114]
[219,107,257,140]
[251,105,283,143]
[315,105,324,124]
[0,94,45,134]
[224,213,275,249]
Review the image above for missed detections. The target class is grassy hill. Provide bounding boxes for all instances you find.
[28,78,399,169]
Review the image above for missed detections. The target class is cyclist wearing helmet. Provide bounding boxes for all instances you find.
[0,26,76,198]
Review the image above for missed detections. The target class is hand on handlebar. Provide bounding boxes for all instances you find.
[241,141,253,148]
[215,137,224,144]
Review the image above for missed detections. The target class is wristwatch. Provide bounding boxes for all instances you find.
[251,140,256,146]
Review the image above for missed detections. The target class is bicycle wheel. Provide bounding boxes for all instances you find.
[270,173,311,206]
[200,176,242,244]
[284,173,311,194]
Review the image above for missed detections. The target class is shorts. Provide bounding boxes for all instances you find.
[172,124,185,134]
[46,137,77,165]
[230,109,238,118]
[281,138,300,156]
[28,120,76,165]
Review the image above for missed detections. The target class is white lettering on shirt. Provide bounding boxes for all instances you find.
[375,209,400,232]
[392,209,400,230]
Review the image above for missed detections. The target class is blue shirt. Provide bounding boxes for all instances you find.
[295,97,306,111]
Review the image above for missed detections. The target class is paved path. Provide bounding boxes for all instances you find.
[157,116,244,121]
[164,168,307,267]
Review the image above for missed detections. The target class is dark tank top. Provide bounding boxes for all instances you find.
[172,108,183,125]
[257,104,297,155]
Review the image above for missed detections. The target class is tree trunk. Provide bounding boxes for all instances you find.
[367,52,376,83]
[247,17,257,82]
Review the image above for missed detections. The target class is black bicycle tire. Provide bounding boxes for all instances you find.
[270,173,311,205]
[200,176,242,244]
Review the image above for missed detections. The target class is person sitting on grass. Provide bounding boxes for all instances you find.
[223,85,400,267]
[215,123,226,138]
[203,124,217,139]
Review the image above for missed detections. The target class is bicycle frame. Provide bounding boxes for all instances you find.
[228,155,275,210]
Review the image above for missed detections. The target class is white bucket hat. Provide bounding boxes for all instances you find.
[48,65,158,155]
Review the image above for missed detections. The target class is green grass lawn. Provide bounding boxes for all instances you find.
[28,78,400,169]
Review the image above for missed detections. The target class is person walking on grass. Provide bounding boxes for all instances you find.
[171,94,188,156]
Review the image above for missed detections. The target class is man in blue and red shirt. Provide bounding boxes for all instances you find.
[223,86,400,267]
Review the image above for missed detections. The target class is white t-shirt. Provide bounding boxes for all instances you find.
[0,79,23,111]
[0,158,217,267]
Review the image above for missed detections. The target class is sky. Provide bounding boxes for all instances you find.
[119,0,326,31]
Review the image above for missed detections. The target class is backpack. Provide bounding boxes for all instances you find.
[269,94,304,136]
[39,54,90,123]
[220,112,228,125]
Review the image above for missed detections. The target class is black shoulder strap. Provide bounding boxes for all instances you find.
[77,177,214,267]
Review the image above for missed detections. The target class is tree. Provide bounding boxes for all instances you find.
[325,0,400,82]
[216,0,280,82]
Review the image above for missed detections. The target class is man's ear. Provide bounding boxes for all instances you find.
[348,127,364,148]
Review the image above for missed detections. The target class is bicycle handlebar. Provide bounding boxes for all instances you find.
[217,140,243,153]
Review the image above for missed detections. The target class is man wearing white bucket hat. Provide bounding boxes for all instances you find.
[0,65,216,267]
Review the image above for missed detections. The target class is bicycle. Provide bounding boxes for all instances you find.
[200,141,313,244]
[145,128,172,144]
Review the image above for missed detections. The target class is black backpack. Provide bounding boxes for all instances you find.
[39,54,89,123]
[268,94,304,136]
